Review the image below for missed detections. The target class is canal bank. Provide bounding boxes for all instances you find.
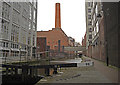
[35,56,119,84]
[35,66,111,84]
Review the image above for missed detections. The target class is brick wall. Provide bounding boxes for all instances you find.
[37,37,46,58]
[82,32,86,56]
[37,28,69,51]
[99,17,106,62]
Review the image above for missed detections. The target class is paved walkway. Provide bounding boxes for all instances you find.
[36,66,111,84]
[84,56,119,83]
[35,57,120,84]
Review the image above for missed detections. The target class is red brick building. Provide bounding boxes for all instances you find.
[82,32,86,56]
[82,32,86,47]
[37,3,69,53]
[37,28,69,51]
[37,37,47,58]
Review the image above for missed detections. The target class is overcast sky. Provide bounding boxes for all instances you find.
[37,0,86,44]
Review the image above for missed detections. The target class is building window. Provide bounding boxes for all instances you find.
[88,8,91,13]
[28,36,31,45]
[33,9,36,23]
[3,42,5,47]
[1,20,9,39]
[88,2,91,7]
[11,24,19,42]
[33,23,36,31]
[89,41,92,44]
[13,2,21,12]
[2,2,10,20]
[29,21,31,29]
[12,9,20,25]
[33,35,35,46]
[95,5,98,14]
[88,21,92,25]
[89,28,92,32]
[88,15,91,19]
[96,21,99,33]
[6,43,8,47]
[29,5,32,20]
[89,35,92,39]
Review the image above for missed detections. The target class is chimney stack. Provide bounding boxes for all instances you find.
[55,3,61,28]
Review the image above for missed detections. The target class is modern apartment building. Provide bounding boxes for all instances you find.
[0,1,37,62]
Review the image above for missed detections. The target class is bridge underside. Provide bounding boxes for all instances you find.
[64,46,86,51]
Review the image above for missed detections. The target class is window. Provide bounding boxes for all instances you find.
[3,42,5,47]
[12,9,19,25]
[95,5,98,14]
[89,41,92,44]
[28,36,31,45]
[33,35,35,46]
[88,2,91,7]
[29,5,32,19]
[29,21,31,29]
[88,9,91,13]
[6,43,8,47]
[2,2,10,20]
[13,2,21,12]
[33,9,36,23]
[33,24,36,31]
[89,35,92,39]
[88,21,92,25]
[34,1,37,8]
[1,20,9,39]
[88,15,91,19]
[89,28,92,32]
[96,21,99,33]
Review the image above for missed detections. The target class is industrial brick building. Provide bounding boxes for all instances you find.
[82,32,86,56]
[36,37,47,58]
[0,1,37,62]
[37,3,69,58]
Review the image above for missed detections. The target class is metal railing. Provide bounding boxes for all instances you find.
[0,50,77,64]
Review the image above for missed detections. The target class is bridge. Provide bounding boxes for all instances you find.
[64,46,86,51]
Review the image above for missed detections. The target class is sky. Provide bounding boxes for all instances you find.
[37,0,86,44]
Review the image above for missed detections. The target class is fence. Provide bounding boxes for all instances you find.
[0,50,77,64]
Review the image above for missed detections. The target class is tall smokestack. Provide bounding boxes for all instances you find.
[55,3,61,28]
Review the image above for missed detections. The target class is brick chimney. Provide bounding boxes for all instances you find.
[55,3,61,28]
